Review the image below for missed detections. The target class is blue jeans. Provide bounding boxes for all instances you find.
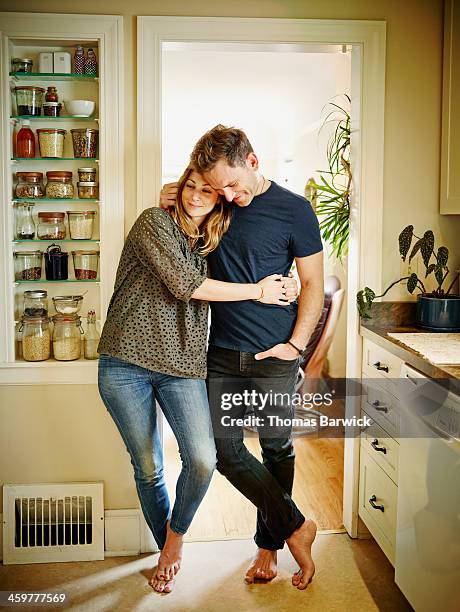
[98,355,216,550]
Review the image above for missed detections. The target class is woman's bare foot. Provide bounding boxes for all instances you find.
[286,519,317,590]
[244,548,277,583]
[149,522,184,593]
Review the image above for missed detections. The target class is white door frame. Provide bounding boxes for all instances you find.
[137,16,386,538]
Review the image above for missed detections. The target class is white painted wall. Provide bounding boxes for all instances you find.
[162,46,350,375]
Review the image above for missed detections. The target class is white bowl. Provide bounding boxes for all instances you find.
[64,100,95,117]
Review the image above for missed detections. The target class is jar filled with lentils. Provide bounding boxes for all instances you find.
[77,167,96,182]
[15,172,45,199]
[20,315,51,361]
[37,212,66,240]
[45,171,74,198]
[71,128,98,158]
[14,250,43,281]
[52,314,83,360]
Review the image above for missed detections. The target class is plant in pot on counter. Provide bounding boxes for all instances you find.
[357,225,460,331]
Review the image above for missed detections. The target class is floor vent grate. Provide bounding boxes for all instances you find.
[3,483,104,565]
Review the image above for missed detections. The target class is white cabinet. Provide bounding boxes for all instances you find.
[0,12,124,384]
[359,338,403,566]
[440,0,460,214]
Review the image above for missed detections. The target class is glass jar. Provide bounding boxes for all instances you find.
[44,244,68,281]
[72,250,99,280]
[71,128,98,158]
[12,58,33,73]
[84,310,100,359]
[45,86,58,102]
[37,212,66,240]
[45,171,74,198]
[77,167,96,182]
[14,202,35,239]
[77,182,99,199]
[43,102,62,117]
[20,315,51,362]
[52,314,83,361]
[14,250,42,281]
[24,289,48,317]
[14,86,44,116]
[15,172,45,199]
[67,211,96,239]
[37,128,66,158]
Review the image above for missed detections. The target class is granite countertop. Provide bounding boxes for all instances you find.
[360,302,460,380]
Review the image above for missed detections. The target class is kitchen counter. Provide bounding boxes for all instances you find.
[360,302,460,380]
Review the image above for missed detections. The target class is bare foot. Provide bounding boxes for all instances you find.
[286,519,317,590]
[245,548,278,583]
[149,522,184,592]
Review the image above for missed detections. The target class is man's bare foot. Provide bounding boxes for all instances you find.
[286,519,317,590]
[245,548,277,583]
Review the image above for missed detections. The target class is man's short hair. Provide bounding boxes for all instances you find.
[190,124,254,173]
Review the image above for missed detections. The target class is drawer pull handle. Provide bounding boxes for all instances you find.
[373,361,389,373]
[371,438,387,454]
[371,400,388,413]
[369,495,385,512]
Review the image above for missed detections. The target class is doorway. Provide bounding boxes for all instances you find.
[161,41,349,539]
[137,16,386,542]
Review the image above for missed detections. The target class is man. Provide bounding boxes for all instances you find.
[160,125,324,590]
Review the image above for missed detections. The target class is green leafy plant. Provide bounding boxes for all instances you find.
[309,94,351,262]
[357,225,459,319]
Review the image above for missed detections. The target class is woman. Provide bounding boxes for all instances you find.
[98,167,296,593]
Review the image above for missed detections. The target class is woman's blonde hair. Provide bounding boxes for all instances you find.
[171,166,232,256]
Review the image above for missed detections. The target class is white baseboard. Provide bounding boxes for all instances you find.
[104,509,158,557]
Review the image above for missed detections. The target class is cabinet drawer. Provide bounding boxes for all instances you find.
[361,378,400,438]
[360,413,399,484]
[359,447,397,566]
[362,338,402,382]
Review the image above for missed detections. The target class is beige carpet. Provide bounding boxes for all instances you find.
[0,535,411,611]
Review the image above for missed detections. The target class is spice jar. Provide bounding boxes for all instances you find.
[37,212,66,240]
[52,314,83,360]
[67,211,96,239]
[37,128,66,158]
[77,167,96,182]
[71,128,98,158]
[14,202,35,239]
[12,58,33,74]
[14,86,44,116]
[15,172,45,199]
[45,86,58,102]
[77,182,98,199]
[45,171,74,199]
[43,102,62,117]
[24,289,48,317]
[84,310,100,359]
[14,250,42,281]
[44,244,68,280]
[20,315,51,361]
[72,250,99,280]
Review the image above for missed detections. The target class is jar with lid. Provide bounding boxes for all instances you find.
[44,244,68,280]
[84,310,100,359]
[15,172,45,199]
[37,212,66,240]
[24,289,48,317]
[77,182,99,199]
[43,102,62,117]
[20,315,51,362]
[77,167,96,182]
[72,250,99,280]
[16,119,35,158]
[37,128,66,158]
[52,314,83,360]
[12,58,33,74]
[45,171,74,198]
[14,250,42,281]
[14,86,44,116]
[71,128,98,158]
[14,202,35,239]
[67,211,96,239]
[45,86,58,102]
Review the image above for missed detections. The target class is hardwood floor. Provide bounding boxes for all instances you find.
[163,400,344,540]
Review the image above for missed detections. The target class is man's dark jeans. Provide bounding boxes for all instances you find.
[207,345,305,550]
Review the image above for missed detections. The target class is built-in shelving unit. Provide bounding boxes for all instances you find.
[0,12,123,384]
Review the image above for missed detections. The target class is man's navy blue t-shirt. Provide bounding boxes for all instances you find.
[207,181,323,353]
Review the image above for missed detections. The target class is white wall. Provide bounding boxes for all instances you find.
[162,46,350,375]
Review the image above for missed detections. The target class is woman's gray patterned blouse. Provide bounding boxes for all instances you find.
[98,207,209,378]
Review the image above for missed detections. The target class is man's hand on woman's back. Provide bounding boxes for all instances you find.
[160,182,179,209]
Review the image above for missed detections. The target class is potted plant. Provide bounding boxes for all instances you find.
[357,225,460,331]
